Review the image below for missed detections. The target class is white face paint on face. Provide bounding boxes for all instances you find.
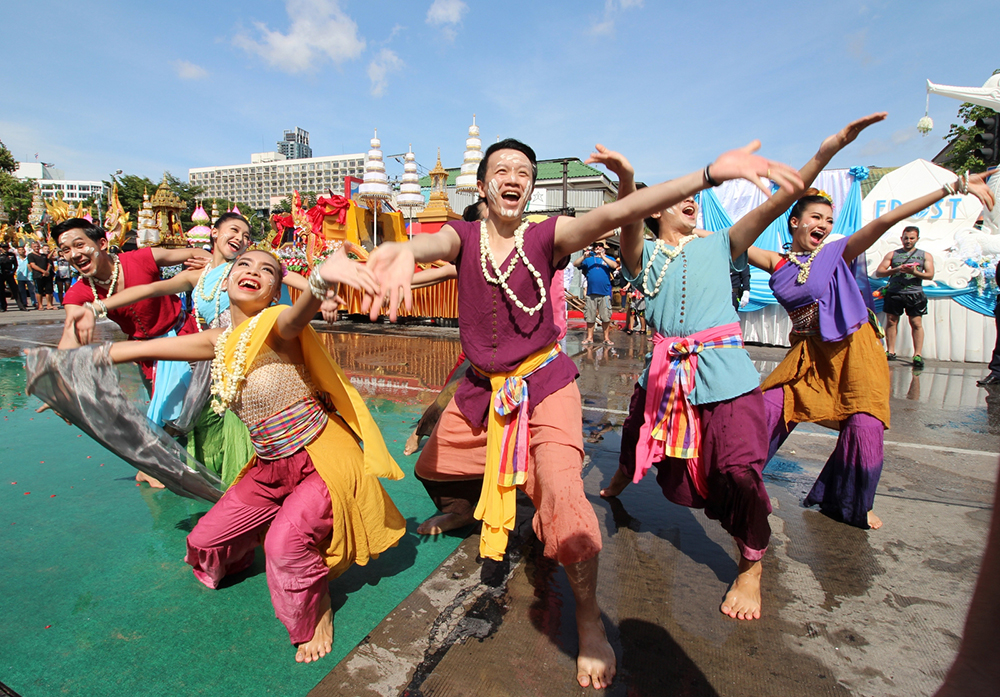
[484,150,534,220]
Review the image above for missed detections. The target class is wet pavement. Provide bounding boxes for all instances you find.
[1,310,997,696]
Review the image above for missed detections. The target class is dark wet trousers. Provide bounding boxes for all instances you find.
[1,274,26,311]
[618,383,772,560]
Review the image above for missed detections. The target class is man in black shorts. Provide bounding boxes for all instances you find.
[876,225,934,368]
[27,240,56,311]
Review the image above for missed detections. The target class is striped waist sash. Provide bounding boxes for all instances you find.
[471,343,562,561]
[635,323,744,497]
[249,397,328,460]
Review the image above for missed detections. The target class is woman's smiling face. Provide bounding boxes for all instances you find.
[790,202,834,252]
[225,251,282,309]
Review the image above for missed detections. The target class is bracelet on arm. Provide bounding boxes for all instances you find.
[943,181,957,196]
[84,300,108,319]
[308,267,331,302]
[703,164,720,188]
[958,171,969,195]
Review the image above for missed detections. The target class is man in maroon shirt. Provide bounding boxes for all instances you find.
[53,217,208,487]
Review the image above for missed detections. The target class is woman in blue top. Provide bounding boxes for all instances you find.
[599,114,886,622]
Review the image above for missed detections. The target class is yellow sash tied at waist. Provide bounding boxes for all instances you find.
[472,343,561,561]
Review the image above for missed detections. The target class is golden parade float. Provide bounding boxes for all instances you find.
[272,130,461,322]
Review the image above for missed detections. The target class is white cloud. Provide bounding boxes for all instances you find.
[234,0,365,73]
[367,49,404,97]
[589,0,643,35]
[174,60,208,80]
[426,0,467,26]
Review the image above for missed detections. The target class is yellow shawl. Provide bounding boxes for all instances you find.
[223,305,404,482]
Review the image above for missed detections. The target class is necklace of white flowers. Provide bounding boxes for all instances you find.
[193,261,232,331]
[641,235,696,297]
[479,219,546,316]
[209,313,263,415]
[88,254,121,297]
[783,241,827,285]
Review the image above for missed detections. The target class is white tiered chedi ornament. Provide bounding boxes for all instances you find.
[136,190,159,247]
[359,129,392,245]
[187,202,212,248]
[455,114,483,193]
[396,145,424,228]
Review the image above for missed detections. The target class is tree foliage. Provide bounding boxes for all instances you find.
[939,68,1000,174]
[0,140,32,225]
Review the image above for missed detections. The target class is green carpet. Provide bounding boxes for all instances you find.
[0,357,462,696]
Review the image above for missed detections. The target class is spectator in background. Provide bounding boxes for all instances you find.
[27,241,56,311]
[575,241,619,345]
[1,242,26,311]
[730,258,751,312]
[15,245,35,309]
[876,225,934,369]
[52,247,72,306]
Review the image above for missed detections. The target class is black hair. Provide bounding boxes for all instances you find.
[787,191,833,234]
[210,212,252,249]
[213,212,251,231]
[902,225,920,236]
[634,183,659,236]
[477,138,538,183]
[51,218,105,246]
[462,199,486,222]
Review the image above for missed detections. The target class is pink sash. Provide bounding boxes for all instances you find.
[635,322,743,497]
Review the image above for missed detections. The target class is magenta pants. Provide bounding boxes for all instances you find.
[184,450,333,645]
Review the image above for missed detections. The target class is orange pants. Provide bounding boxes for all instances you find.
[415,381,601,566]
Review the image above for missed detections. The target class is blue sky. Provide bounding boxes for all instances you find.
[1,0,996,187]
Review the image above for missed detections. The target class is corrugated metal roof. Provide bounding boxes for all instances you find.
[861,167,896,197]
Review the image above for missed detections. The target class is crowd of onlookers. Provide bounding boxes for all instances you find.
[0,239,74,312]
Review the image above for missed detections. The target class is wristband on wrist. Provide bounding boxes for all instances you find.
[703,164,720,188]
[308,266,331,301]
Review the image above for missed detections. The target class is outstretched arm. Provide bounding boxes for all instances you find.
[584,144,643,274]
[277,246,378,340]
[360,227,463,321]
[150,247,211,268]
[62,267,201,346]
[412,263,457,289]
[747,246,782,275]
[728,113,887,259]
[553,141,803,261]
[844,171,996,261]
[108,329,219,364]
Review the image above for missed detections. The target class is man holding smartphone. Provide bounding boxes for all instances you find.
[575,242,619,345]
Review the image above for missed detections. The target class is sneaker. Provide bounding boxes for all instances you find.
[886,352,896,361]
[912,355,924,369]
[977,374,1000,386]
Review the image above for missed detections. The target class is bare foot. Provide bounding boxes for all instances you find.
[295,593,333,663]
[867,511,883,530]
[721,557,762,621]
[576,614,616,689]
[135,471,166,489]
[416,511,476,535]
[600,468,631,498]
[403,432,421,456]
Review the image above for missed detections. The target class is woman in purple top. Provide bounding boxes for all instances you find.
[749,173,995,530]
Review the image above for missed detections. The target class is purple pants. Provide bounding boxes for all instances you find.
[763,388,883,529]
[184,450,333,644]
[619,384,772,561]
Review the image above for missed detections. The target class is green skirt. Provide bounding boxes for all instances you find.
[185,404,254,487]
